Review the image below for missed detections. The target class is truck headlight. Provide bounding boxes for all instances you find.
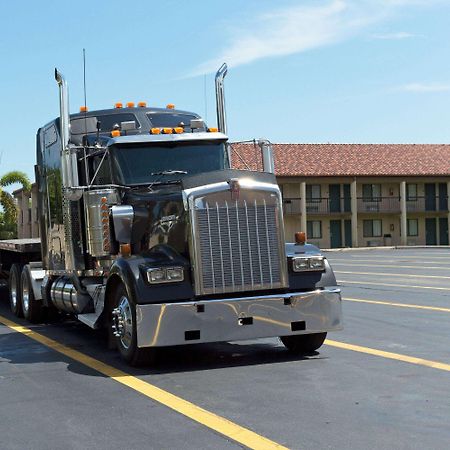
[292,256,325,272]
[147,267,184,284]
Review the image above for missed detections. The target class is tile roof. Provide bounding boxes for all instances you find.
[230,143,450,177]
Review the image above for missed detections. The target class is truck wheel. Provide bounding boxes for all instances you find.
[280,332,327,354]
[21,266,43,324]
[110,283,157,367]
[9,264,23,317]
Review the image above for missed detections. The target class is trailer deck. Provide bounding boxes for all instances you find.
[0,238,41,253]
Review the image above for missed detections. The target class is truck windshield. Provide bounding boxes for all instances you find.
[109,140,228,185]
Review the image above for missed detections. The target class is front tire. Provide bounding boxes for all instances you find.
[9,264,23,317]
[21,266,43,323]
[280,332,327,354]
[109,283,157,367]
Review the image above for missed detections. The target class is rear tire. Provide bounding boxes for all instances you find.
[21,266,43,324]
[280,332,327,354]
[9,264,23,317]
[109,283,157,367]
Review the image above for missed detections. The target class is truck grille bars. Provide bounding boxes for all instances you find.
[189,184,288,296]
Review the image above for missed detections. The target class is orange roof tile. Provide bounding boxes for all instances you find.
[231,143,450,177]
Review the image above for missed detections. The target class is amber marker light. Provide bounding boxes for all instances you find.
[150,128,161,134]
[295,231,306,245]
[114,102,123,108]
[208,127,218,132]
[120,243,132,257]
[173,127,183,134]
[166,103,175,109]
[126,102,135,108]
[79,105,88,112]
[138,101,147,107]
[111,130,121,137]
[162,127,173,134]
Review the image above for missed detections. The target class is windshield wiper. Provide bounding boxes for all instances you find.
[150,170,187,176]
[148,169,188,190]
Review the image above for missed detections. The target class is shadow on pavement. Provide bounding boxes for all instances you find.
[0,298,325,379]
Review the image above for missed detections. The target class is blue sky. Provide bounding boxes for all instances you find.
[1,0,450,181]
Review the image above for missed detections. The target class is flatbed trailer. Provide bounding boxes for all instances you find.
[0,239,41,278]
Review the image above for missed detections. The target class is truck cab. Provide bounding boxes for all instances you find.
[5,66,342,366]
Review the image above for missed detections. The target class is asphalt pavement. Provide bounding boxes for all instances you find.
[1,248,450,449]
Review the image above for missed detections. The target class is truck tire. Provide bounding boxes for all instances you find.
[21,266,43,324]
[280,332,327,354]
[9,264,23,317]
[109,283,157,367]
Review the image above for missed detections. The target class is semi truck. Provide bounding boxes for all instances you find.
[0,64,342,365]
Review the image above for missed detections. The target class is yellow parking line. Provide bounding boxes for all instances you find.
[325,339,450,373]
[331,262,449,270]
[0,314,288,450]
[335,270,450,280]
[343,297,450,312]
[338,279,450,291]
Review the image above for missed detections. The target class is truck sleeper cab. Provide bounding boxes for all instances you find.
[5,66,342,366]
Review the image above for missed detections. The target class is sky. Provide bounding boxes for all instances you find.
[1,0,450,182]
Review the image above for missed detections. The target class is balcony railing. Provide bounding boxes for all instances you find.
[283,196,448,215]
[283,198,351,215]
[357,197,400,213]
[406,196,448,212]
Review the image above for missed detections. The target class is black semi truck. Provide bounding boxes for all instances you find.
[0,64,342,365]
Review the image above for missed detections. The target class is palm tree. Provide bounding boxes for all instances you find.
[0,171,31,237]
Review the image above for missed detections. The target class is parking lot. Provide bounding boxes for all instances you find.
[1,248,450,450]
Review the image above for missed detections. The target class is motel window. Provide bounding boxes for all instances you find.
[406,184,417,201]
[363,219,382,237]
[407,219,418,236]
[307,220,322,239]
[362,184,381,202]
[306,185,321,203]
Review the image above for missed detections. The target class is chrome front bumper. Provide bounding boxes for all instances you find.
[136,288,342,348]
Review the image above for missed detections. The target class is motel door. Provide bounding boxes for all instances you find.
[330,220,342,248]
[425,218,437,245]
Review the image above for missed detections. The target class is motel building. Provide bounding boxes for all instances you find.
[234,143,450,248]
[14,143,450,249]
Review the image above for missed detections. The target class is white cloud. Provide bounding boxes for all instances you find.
[371,31,416,40]
[189,0,438,76]
[401,82,450,92]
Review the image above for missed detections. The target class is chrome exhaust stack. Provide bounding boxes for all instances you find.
[55,68,79,193]
[258,139,275,174]
[55,69,84,272]
[215,63,228,134]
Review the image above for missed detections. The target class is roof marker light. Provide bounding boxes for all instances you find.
[150,128,161,134]
[166,103,175,109]
[79,105,88,112]
[126,102,135,108]
[173,127,183,134]
[138,101,147,107]
[162,127,173,134]
[208,127,218,132]
[111,130,121,137]
[114,102,123,109]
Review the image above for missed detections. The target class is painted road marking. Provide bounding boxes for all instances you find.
[338,279,450,291]
[343,297,450,313]
[331,262,450,270]
[0,314,288,450]
[325,340,450,373]
[335,270,450,280]
[328,258,450,265]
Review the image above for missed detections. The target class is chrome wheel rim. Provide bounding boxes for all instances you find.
[22,277,29,315]
[111,296,133,350]
[10,274,17,309]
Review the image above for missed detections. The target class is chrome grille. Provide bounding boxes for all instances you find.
[195,196,285,295]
